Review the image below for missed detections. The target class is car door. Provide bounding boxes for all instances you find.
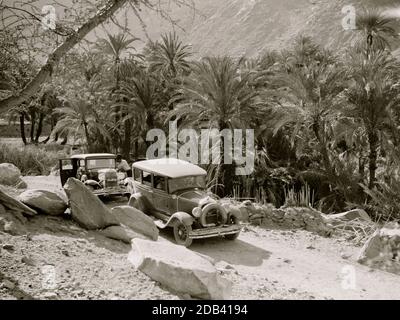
[59,159,78,186]
[152,174,169,214]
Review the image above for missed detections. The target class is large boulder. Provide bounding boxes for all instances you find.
[323,209,371,225]
[18,189,67,216]
[357,225,400,274]
[0,163,27,189]
[129,239,232,300]
[0,188,37,216]
[111,206,158,241]
[63,178,118,230]
[99,225,149,244]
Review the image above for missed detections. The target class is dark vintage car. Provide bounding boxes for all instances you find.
[128,158,242,247]
[59,153,131,198]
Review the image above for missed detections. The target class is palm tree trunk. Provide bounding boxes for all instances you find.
[30,110,36,143]
[367,129,379,189]
[83,123,92,152]
[19,113,27,145]
[35,113,45,143]
[312,121,334,176]
[219,121,235,197]
[123,118,131,159]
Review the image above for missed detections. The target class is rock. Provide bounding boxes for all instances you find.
[271,209,285,222]
[0,163,26,188]
[99,225,149,244]
[279,207,332,236]
[61,250,70,257]
[128,239,232,300]
[221,202,245,222]
[2,244,15,252]
[18,189,67,216]
[3,220,17,235]
[63,178,118,230]
[357,226,400,275]
[111,206,158,241]
[238,205,250,222]
[21,256,36,266]
[15,180,27,189]
[0,203,5,215]
[323,209,371,224]
[2,279,16,290]
[0,188,37,216]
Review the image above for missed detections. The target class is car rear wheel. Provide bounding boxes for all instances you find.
[173,222,193,247]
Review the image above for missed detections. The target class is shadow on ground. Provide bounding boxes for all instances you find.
[159,228,271,267]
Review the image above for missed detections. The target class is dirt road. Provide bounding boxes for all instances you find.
[6,175,399,300]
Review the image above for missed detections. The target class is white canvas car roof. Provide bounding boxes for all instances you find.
[132,158,207,178]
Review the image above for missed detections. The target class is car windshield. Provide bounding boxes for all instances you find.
[168,175,206,193]
[86,158,115,170]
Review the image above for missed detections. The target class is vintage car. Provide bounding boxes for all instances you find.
[128,158,242,247]
[59,153,131,198]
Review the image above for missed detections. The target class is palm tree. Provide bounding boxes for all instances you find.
[97,32,140,154]
[97,32,140,88]
[148,32,192,78]
[115,67,163,157]
[354,8,398,55]
[168,56,263,196]
[345,50,400,188]
[53,99,110,152]
[269,49,345,174]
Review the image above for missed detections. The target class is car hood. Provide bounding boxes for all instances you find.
[175,189,218,207]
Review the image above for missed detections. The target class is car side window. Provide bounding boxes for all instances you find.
[142,171,152,186]
[133,168,141,182]
[153,175,166,192]
[61,159,73,170]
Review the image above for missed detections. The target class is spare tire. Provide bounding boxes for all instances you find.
[199,203,228,227]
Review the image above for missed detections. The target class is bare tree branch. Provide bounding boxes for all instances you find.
[0,0,129,112]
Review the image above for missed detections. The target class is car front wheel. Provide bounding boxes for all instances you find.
[173,222,193,247]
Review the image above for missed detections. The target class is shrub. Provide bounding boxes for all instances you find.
[0,143,68,175]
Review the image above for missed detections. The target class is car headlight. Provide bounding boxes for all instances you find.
[192,207,202,218]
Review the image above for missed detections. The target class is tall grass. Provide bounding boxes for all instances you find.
[284,183,314,208]
[0,143,68,175]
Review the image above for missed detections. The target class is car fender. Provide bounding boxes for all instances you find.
[128,193,149,213]
[84,179,101,188]
[163,211,195,228]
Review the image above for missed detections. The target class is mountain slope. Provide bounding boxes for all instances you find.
[119,0,400,56]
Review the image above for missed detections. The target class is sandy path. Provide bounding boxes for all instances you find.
[4,175,398,300]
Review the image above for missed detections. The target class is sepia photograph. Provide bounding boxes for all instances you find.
[0,0,400,306]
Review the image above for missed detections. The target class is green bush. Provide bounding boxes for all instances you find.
[0,143,68,175]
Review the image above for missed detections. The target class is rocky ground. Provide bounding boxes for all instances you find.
[1,175,400,300]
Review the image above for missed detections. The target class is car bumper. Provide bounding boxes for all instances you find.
[93,187,129,196]
[189,224,242,239]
